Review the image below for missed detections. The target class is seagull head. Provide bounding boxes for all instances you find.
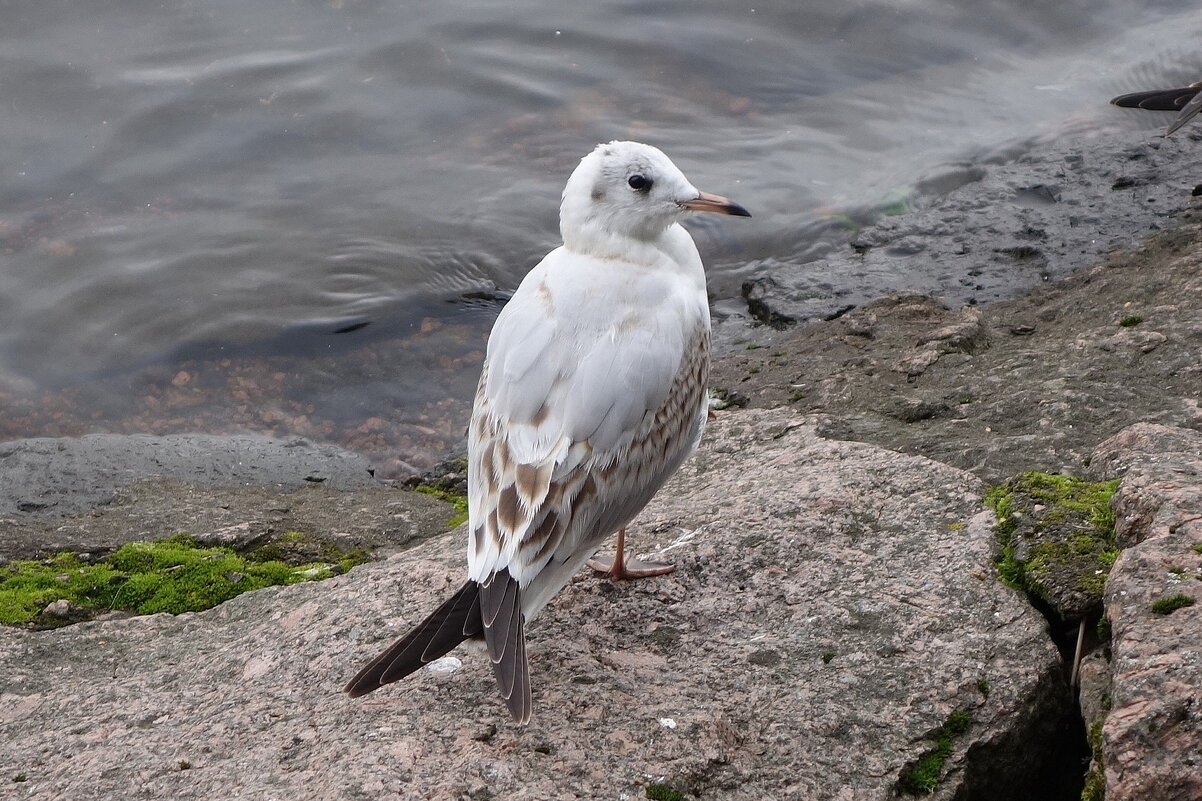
[559,141,750,255]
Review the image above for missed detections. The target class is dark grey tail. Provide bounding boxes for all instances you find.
[344,570,531,724]
[1112,86,1200,112]
[479,570,532,724]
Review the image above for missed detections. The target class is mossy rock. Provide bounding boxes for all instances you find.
[0,533,369,629]
[896,710,973,795]
[645,784,685,801]
[986,472,1119,620]
[244,530,371,572]
[396,455,470,529]
[1080,718,1107,801]
[412,486,469,528]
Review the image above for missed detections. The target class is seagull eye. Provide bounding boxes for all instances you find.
[627,174,652,192]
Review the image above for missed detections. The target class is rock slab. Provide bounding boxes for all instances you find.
[0,433,379,520]
[1091,424,1202,801]
[0,410,1062,800]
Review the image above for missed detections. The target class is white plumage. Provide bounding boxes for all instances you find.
[346,140,749,723]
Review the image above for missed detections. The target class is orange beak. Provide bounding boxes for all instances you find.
[679,190,751,217]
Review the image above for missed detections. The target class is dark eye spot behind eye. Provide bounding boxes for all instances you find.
[628,174,652,192]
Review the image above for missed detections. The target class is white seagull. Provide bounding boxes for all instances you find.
[345,141,750,723]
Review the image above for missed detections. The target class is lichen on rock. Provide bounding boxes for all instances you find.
[986,471,1120,620]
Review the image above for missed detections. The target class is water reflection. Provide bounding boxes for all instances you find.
[1,0,1200,473]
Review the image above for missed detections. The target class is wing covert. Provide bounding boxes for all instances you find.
[466,249,703,588]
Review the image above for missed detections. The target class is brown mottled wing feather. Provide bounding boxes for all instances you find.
[343,580,483,698]
[513,324,711,617]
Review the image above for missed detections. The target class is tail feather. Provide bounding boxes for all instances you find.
[1112,86,1201,112]
[418,582,484,664]
[345,569,533,724]
[344,580,482,698]
[478,569,532,724]
[510,621,532,724]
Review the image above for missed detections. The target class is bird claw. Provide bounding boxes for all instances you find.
[587,551,676,580]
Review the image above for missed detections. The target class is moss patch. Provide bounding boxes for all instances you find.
[1081,718,1106,801]
[645,784,685,801]
[897,710,973,795]
[0,534,356,628]
[986,472,1120,619]
[245,530,371,573]
[414,486,469,528]
[1150,593,1195,616]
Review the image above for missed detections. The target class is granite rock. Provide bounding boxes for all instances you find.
[0,409,1065,800]
[1090,424,1202,801]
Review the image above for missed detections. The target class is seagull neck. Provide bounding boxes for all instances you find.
[560,220,675,266]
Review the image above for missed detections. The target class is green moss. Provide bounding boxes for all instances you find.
[985,473,1120,615]
[984,485,1014,530]
[1119,315,1143,328]
[897,711,973,795]
[1081,718,1106,801]
[1192,544,1202,555]
[1087,718,1103,752]
[245,531,370,574]
[1004,473,1119,531]
[1081,768,1105,801]
[976,675,990,697]
[414,485,469,528]
[1150,594,1195,616]
[1070,534,1097,554]
[645,784,685,801]
[0,535,347,626]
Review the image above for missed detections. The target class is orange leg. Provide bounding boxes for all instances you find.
[586,528,676,580]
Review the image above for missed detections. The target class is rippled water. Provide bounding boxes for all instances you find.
[2,0,1201,473]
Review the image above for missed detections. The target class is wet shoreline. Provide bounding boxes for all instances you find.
[3,123,1200,480]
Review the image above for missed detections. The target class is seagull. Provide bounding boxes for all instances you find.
[1111,81,1202,136]
[344,141,750,723]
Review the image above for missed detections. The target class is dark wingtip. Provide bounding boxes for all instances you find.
[344,580,480,699]
[1111,86,1202,111]
[1111,91,1143,108]
[344,681,373,699]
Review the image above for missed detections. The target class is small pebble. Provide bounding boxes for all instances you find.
[43,599,73,618]
[425,656,462,674]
